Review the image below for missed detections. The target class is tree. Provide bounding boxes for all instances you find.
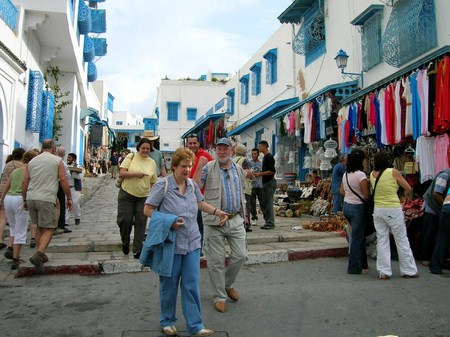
[44,66,71,143]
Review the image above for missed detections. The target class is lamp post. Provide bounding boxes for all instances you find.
[334,49,364,87]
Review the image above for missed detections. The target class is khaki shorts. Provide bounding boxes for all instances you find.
[27,200,58,229]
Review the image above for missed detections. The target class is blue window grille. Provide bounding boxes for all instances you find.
[167,102,179,121]
[93,37,107,56]
[239,75,249,105]
[263,48,277,84]
[107,93,114,112]
[292,0,326,66]
[226,88,235,115]
[382,0,437,68]
[187,108,197,121]
[361,13,382,71]
[250,62,262,96]
[26,71,44,133]
[90,9,106,33]
[214,98,225,111]
[40,91,55,143]
[83,36,95,61]
[0,0,18,31]
[87,61,97,82]
[78,0,91,34]
[255,128,264,149]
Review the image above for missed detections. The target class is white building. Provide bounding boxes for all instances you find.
[0,0,110,169]
[155,77,228,153]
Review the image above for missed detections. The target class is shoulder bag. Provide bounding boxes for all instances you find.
[115,153,135,188]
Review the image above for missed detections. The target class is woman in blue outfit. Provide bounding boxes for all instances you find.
[144,148,227,337]
[340,149,369,274]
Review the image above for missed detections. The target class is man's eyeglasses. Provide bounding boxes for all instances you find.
[187,133,198,138]
[224,169,230,180]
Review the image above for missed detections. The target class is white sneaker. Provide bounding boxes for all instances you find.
[251,219,257,226]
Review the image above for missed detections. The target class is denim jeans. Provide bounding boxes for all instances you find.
[159,249,205,335]
[332,192,343,214]
[430,204,450,274]
[343,202,368,273]
[420,212,439,261]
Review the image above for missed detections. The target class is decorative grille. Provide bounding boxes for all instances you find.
[93,37,107,56]
[0,0,18,31]
[264,49,277,85]
[250,62,261,96]
[381,0,436,68]
[83,36,95,61]
[90,9,106,33]
[226,89,235,115]
[240,75,249,105]
[40,91,55,143]
[292,0,325,65]
[362,13,382,71]
[78,0,92,34]
[87,61,97,82]
[26,71,43,133]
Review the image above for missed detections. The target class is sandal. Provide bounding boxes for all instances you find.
[379,274,390,280]
[161,325,178,336]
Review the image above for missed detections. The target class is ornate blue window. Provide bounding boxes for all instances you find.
[93,37,107,56]
[87,61,97,82]
[40,91,55,143]
[239,75,249,105]
[78,0,91,34]
[83,36,95,62]
[250,62,262,96]
[167,102,179,121]
[382,0,437,68]
[351,5,383,71]
[292,0,325,66]
[263,48,277,85]
[0,0,18,31]
[90,9,106,33]
[226,88,235,115]
[187,108,197,121]
[26,71,44,133]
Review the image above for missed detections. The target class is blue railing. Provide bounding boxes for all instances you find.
[0,0,18,32]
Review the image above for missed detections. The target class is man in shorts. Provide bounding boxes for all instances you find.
[22,139,73,273]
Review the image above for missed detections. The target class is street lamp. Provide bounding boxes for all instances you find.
[334,49,364,86]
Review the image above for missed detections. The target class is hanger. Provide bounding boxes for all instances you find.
[404,144,414,153]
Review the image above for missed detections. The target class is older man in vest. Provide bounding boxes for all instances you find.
[200,137,248,313]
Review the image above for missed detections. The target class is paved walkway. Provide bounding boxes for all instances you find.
[0,174,348,281]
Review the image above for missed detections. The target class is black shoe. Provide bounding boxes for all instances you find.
[4,247,13,259]
[122,245,130,255]
[75,219,80,225]
[63,228,72,233]
[133,251,141,259]
[245,227,252,232]
[260,225,274,230]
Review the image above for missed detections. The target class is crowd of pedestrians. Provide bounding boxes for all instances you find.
[1,135,449,336]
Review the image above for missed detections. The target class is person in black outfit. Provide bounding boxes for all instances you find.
[254,141,276,229]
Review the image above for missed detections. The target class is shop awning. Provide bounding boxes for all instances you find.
[342,45,450,105]
[81,107,100,120]
[181,113,225,139]
[227,97,298,137]
[278,0,316,24]
[272,81,359,119]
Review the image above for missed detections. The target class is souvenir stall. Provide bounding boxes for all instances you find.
[338,47,450,257]
[272,82,359,220]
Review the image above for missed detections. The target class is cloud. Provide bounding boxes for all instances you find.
[96,0,292,116]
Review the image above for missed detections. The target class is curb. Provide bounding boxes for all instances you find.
[15,245,348,277]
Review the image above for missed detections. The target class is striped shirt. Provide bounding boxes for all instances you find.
[219,164,241,214]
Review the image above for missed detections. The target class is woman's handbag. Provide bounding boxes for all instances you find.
[115,153,134,188]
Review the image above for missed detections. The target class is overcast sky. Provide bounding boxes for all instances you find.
[96,0,293,117]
